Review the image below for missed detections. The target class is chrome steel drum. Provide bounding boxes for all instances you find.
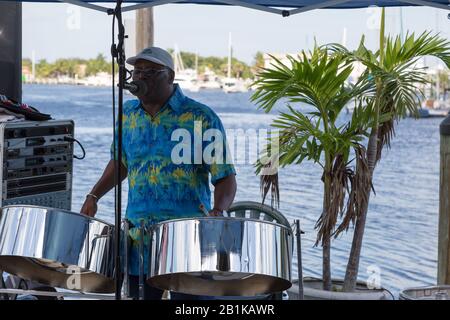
[0,205,115,293]
[147,217,293,296]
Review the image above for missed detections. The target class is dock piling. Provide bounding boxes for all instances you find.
[438,115,450,285]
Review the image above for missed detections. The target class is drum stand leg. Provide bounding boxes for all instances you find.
[139,220,145,301]
[0,270,9,300]
[294,219,304,300]
[122,219,130,299]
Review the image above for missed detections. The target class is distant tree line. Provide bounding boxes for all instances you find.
[22,54,116,79]
[23,51,267,80]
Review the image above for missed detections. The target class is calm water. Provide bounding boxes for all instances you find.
[23,84,441,297]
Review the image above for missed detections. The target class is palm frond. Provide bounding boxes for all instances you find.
[334,144,372,237]
[251,47,356,117]
[315,153,354,245]
[384,31,450,70]
[260,170,280,208]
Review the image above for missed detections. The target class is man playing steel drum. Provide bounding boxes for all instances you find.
[80,46,237,300]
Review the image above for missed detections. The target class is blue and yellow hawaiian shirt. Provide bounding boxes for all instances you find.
[111,84,236,275]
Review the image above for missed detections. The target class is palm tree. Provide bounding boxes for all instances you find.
[328,8,450,291]
[251,47,372,290]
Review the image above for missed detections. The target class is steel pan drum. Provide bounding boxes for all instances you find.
[147,217,293,296]
[0,205,115,293]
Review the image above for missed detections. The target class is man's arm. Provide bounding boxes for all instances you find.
[80,159,128,217]
[209,174,237,216]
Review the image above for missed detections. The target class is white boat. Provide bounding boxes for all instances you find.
[418,107,449,118]
[173,45,200,92]
[222,32,248,94]
[198,68,222,90]
[222,77,248,93]
[174,68,200,92]
[416,98,450,117]
[199,79,221,90]
[83,72,112,87]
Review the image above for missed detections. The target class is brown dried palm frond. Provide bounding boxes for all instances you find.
[315,153,354,246]
[376,118,395,162]
[260,166,280,209]
[376,99,396,162]
[334,144,372,237]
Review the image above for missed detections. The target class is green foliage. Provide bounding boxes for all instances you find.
[254,51,265,69]
[22,58,32,70]
[329,22,450,291]
[329,31,450,160]
[251,46,372,245]
[25,51,255,79]
[85,54,111,76]
[252,47,371,167]
[35,59,55,78]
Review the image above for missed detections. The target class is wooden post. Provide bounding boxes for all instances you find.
[0,2,22,102]
[438,115,450,284]
[135,8,154,52]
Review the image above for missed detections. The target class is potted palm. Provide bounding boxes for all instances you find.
[251,45,375,296]
[252,8,450,299]
[329,9,450,293]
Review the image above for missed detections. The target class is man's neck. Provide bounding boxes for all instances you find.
[141,101,163,117]
[141,85,174,117]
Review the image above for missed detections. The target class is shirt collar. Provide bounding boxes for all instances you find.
[166,84,185,114]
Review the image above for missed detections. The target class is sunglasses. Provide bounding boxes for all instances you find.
[132,68,168,78]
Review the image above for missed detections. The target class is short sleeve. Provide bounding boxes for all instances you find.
[201,111,236,185]
[110,107,128,168]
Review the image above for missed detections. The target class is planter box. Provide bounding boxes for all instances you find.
[399,285,450,300]
[287,277,394,300]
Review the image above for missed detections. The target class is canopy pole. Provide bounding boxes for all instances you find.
[0,1,22,102]
[439,116,450,285]
[136,7,155,52]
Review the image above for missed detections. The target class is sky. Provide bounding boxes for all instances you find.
[22,3,450,65]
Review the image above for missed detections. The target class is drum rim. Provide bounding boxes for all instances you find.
[151,216,293,232]
[0,204,114,227]
[147,271,292,296]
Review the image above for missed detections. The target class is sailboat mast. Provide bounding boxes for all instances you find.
[32,49,36,81]
[399,7,404,40]
[341,27,347,47]
[228,32,232,79]
[195,51,198,76]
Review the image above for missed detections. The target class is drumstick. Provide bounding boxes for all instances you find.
[199,204,209,216]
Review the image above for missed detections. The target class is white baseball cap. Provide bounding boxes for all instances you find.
[126,46,174,72]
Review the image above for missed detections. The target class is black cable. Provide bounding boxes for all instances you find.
[385,288,396,300]
[64,136,86,160]
[0,274,9,300]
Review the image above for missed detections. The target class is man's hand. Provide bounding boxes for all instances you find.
[211,174,236,217]
[208,208,224,217]
[80,195,98,217]
[80,160,127,218]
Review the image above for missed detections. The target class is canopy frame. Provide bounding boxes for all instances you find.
[56,0,450,15]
